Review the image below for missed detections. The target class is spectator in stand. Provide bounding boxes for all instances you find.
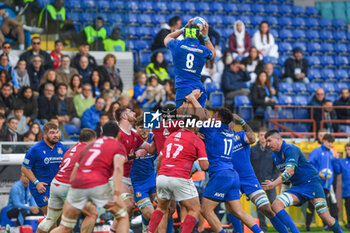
[90,70,103,98]
[0,54,19,91]
[0,6,25,50]
[7,105,27,136]
[67,74,82,98]
[6,173,41,226]
[221,60,250,99]
[0,83,16,115]
[14,59,30,89]
[36,83,58,125]
[81,97,105,129]
[27,55,46,92]
[72,42,97,69]
[82,17,107,50]
[250,127,279,232]
[152,16,182,52]
[76,55,93,84]
[118,92,131,108]
[0,113,6,139]
[241,47,264,84]
[216,49,233,80]
[314,100,338,133]
[144,75,165,111]
[29,122,42,141]
[23,131,36,142]
[283,47,309,85]
[103,27,125,52]
[73,83,94,118]
[55,55,78,85]
[1,42,18,67]
[98,54,123,94]
[252,21,278,58]
[333,88,350,120]
[251,71,276,114]
[0,70,12,88]
[50,40,63,70]
[264,63,279,96]
[102,90,115,113]
[201,59,220,86]
[164,79,176,103]
[20,37,53,70]
[39,70,57,94]
[3,117,19,142]
[55,83,80,129]
[229,20,252,59]
[132,72,147,107]
[95,112,109,137]
[146,52,170,84]
[309,88,327,107]
[17,87,38,124]
[106,100,120,120]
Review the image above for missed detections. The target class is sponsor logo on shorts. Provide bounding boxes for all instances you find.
[136,192,142,198]
[214,192,224,198]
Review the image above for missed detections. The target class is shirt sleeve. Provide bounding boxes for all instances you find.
[308,149,318,170]
[135,132,147,149]
[204,47,213,60]
[22,148,35,169]
[238,131,249,146]
[10,185,30,210]
[284,147,300,169]
[166,39,178,50]
[115,143,127,160]
[195,137,207,160]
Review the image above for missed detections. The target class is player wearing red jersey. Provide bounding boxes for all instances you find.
[51,121,129,233]
[148,116,209,233]
[37,129,97,233]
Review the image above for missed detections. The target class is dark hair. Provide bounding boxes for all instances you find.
[183,114,200,129]
[259,21,270,44]
[256,71,271,90]
[23,131,35,139]
[135,116,143,127]
[14,104,24,111]
[1,83,12,89]
[264,129,280,139]
[259,127,269,133]
[95,96,105,104]
[0,70,11,84]
[43,122,58,133]
[70,74,82,90]
[2,42,10,47]
[345,142,350,149]
[57,82,68,89]
[0,113,5,119]
[222,49,232,64]
[18,87,34,100]
[100,112,109,118]
[31,36,41,42]
[55,40,63,45]
[323,100,333,105]
[169,16,181,27]
[61,55,70,60]
[80,42,90,47]
[322,134,335,143]
[7,117,17,123]
[246,47,259,64]
[49,116,59,121]
[115,106,128,122]
[0,53,9,60]
[90,70,103,97]
[102,121,119,137]
[214,107,233,125]
[230,60,240,66]
[16,59,27,69]
[151,52,168,70]
[79,128,97,142]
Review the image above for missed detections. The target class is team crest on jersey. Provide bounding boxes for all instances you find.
[233,135,240,141]
[136,192,141,198]
[57,148,63,154]
[43,196,48,202]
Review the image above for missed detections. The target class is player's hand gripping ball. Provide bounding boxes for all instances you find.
[319,168,333,180]
[192,17,207,31]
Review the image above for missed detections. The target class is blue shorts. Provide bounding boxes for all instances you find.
[240,175,263,197]
[132,177,156,203]
[286,179,326,206]
[203,169,240,202]
[175,86,207,108]
[29,185,50,207]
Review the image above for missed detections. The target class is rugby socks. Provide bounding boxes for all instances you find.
[179,215,197,233]
[227,213,243,233]
[276,209,300,233]
[148,210,164,233]
[166,216,173,233]
[109,227,116,233]
[251,224,263,233]
[329,220,343,233]
[270,215,289,233]
[142,215,149,226]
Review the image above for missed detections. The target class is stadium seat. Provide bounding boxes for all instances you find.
[332,19,347,29]
[279,17,293,29]
[222,16,236,27]
[270,29,279,39]
[320,30,334,42]
[168,2,182,13]
[321,68,335,80]
[127,26,138,38]
[293,42,307,52]
[238,15,251,26]
[307,82,321,93]
[279,82,293,94]
[293,30,306,41]
[320,56,335,68]
[335,56,349,68]
[208,92,225,108]
[307,43,322,55]
[339,125,350,133]
[334,31,347,42]
[278,42,292,54]
[334,43,348,54]
[278,55,289,66]
[322,82,336,93]
[279,29,293,41]
[139,51,151,66]
[134,40,151,51]
[292,6,305,16]
[197,2,210,13]
[293,96,309,106]
[326,93,338,102]
[294,123,310,132]
[205,82,219,95]
[234,96,253,122]
[306,30,320,41]
[66,12,80,23]
[128,14,138,25]
[266,16,278,27]
[182,2,195,13]
[127,40,135,51]
[163,52,173,64]
[138,14,152,25]
[335,82,349,93]
[280,5,293,16]
[81,0,95,10]
[209,15,223,27]
[153,14,167,25]
[126,1,139,12]
[307,56,321,68]
[97,1,109,11]
[64,124,80,137]
[66,0,81,10]
[80,12,94,24]
[264,56,278,65]
[319,18,332,29]
[139,1,153,12]
[109,1,125,11]
[305,6,319,17]
[237,4,252,15]
[251,4,265,15]
[308,69,322,81]
[251,16,264,27]
[292,18,306,29]
[278,108,294,118]
[265,4,279,15]
[335,69,349,81]
[154,2,167,12]
[305,18,319,29]
[210,2,224,13]
[107,14,124,24]
[223,3,238,14]
[321,43,335,55]
[293,83,307,93]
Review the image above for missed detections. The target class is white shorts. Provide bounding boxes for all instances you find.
[48,178,70,209]
[67,183,112,210]
[156,175,198,202]
[108,177,133,190]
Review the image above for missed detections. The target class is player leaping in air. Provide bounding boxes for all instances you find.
[262,130,343,233]
[164,18,215,109]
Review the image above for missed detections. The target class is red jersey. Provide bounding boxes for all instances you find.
[159,129,207,179]
[55,142,87,184]
[50,51,62,70]
[118,127,145,177]
[71,137,127,189]
[153,119,182,153]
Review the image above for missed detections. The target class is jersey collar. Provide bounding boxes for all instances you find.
[185,37,199,44]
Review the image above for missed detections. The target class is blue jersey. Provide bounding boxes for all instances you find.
[130,133,157,183]
[22,139,67,188]
[273,141,319,186]
[334,157,350,197]
[199,124,234,175]
[167,38,213,89]
[231,131,255,179]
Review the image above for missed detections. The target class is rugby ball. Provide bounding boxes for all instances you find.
[319,168,333,180]
[192,17,206,31]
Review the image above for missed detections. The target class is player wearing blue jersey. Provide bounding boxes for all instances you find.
[131,117,158,233]
[228,115,288,233]
[262,130,343,233]
[197,106,263,233]
[164,18,215,109]
[21,122,67,215]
